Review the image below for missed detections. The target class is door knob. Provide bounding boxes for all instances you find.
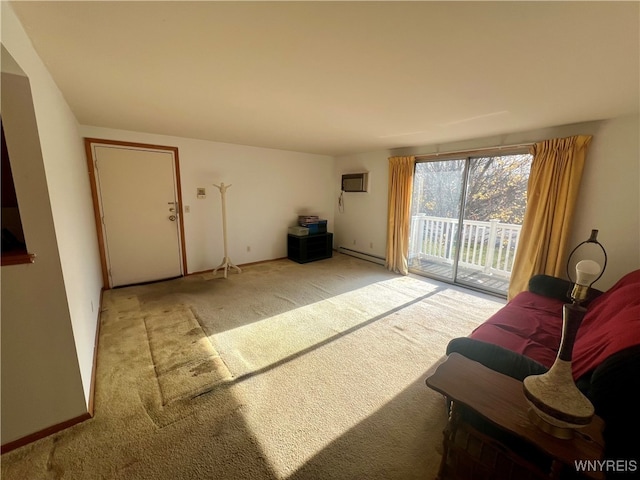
[169,215,176,221]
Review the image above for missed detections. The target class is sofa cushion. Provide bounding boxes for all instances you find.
[572,269,640,379]
[468,290,564,368]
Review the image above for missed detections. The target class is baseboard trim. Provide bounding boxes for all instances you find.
[238,257,288,268]
[1,412,92,454]
[337,246,386,266]
[88,288,104,416]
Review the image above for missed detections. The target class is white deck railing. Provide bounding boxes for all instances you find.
[409,215,522,278]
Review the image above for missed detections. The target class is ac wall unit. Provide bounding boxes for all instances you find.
[341,173,368,192]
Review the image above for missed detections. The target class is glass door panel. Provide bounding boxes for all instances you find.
[408,159,465,281]
[455,154,532,295]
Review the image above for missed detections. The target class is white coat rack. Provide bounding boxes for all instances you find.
[212,182,241,279]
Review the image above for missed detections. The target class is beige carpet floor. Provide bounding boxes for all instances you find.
[1,253,505,480]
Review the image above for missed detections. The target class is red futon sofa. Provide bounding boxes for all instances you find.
[446,269,640,476]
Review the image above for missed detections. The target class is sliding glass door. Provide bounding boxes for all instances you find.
[408,152,532,296]
[409,159,466,281]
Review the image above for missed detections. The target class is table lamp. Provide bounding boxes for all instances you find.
[523,230,607,439]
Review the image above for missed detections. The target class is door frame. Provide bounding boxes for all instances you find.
[84,138,188,289]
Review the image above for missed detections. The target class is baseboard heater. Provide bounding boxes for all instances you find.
[337,246,385,266]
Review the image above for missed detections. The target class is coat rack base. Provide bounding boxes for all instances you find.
[213,256,241,279]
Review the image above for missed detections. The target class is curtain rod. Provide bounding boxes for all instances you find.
[415,142,535,160]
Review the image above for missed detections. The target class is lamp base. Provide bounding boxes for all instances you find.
[523,359,594,439]
[527,408,576,440]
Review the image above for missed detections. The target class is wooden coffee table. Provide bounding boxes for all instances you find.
[426,353,605,480]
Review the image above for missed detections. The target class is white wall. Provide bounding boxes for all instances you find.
[570,115,640,289]
[1,3,103,444]
[334,116,640,291]
[31,66,104,403]
[334,155,389,260]
[80,126,335,273]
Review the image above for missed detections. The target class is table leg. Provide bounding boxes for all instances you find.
[436,399,460,480]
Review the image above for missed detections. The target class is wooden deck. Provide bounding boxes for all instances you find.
[409,258,510,297]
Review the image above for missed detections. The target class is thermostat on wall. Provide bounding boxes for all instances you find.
[197,188,206,199]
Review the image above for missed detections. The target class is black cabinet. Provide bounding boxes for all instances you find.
[287,233,333,264]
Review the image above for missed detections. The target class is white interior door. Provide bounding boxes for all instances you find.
[94,144,183,287]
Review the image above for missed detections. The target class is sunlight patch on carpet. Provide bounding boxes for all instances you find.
[213,276,442,376]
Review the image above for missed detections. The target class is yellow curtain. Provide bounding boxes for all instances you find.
[386,156,415,275]
[507,135,592,299]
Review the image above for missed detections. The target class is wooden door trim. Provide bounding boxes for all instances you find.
[84,138,188,289]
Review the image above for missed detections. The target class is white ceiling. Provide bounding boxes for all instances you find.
[9,1,640,156]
